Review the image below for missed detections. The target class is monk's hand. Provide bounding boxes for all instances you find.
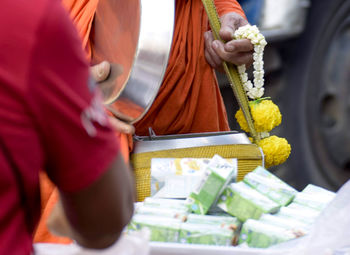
[204,12,254,70]
[108,112,135,134]
[90,61,135,134]
[90,60,111,83]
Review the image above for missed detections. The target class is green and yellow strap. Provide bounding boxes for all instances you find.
[201,0,259,143]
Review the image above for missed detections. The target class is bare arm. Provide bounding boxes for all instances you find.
[49,152,135,249]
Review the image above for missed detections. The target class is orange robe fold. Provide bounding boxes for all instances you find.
[34,0,245,244]
[61,0,99,59]
[134,0,245,136]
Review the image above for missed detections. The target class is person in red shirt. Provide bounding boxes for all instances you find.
[0,0,134,253]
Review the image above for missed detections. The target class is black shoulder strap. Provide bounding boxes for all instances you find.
[0,138,36,234]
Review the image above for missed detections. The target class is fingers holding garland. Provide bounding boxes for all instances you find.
[211,40,254,67]
[219,12,248,41]
[225,39,254,53]
[204,31,224,70]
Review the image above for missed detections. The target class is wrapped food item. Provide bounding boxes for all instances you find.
[259,213,308,236]
[287,201,322,215]
[128,215,181,242]
[243,166,298,206]
[293,184,336,211]
[135,206,188,222]
[186,214,241,232]
[302,184,336,197]
[143,198,191,212]
[238,219,297,248]
[217,182,280,222]
[151,158,211,198]
[186,155,237,215]
[276,206,319,225]
[179,223,235,246]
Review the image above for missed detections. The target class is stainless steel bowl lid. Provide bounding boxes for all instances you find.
[133,131,252,154]
[92,0,175,123]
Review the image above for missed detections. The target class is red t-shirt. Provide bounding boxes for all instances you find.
[0,0,120,253]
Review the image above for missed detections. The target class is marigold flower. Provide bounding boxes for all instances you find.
[259,135,291,168]
[235,99,282,133]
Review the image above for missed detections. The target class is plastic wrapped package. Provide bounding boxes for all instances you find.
[186,155,237,215]
[143,198,190,212]
[179,223,235,246]
[186,214,241,231]
[258,214,308,236]
[276,206,319,225]
[243,166,298,206]
[128,215,181,243]
[293,191,335,211]
[217,182,280,221]
[135,205,188,222]
[150,158,211,198]
[238,219,297,248]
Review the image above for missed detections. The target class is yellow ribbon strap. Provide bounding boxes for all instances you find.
[201,0,259,143]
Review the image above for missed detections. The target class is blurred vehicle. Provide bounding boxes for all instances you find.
[219,0,350,190]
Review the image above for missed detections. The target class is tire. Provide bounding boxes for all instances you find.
[275,0,350,191]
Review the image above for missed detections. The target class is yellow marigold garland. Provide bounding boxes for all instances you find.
[235,99,281,133]
[233,25,291,168]
[258,136,291,169]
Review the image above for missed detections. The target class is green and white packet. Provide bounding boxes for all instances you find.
[186,214,241,231]
[150,158,211,198]
[179,223,235,246]
[243,166,298,206]
[302,184,336,196]
[293,184,336,211]
[143,198,191,212]
[276,206,319,225]
[238,219,296,248]
[187,155,237,215]
[217,182,280,222]
[259,213,309,236]
[135,205,188,222]
[287,201,322,215]
[128,215,181,242]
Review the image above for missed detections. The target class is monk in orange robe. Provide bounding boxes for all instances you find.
[34,0,253,244]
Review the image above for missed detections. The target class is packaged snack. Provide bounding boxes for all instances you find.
[151,158,211,198]
[238,219,296,248]
[179,223,235,246]
[293,185,336,211]
[186,214,241,231]
[135,206,188,222]
[302,184,336,198]
[187,155,237,215]
[259,213,308,236]
[276,206,319,225]
[217,182,280,222]
[128,215,181,242]
[143,198,190,212]
[243,166,298,206]
[287,201,322,215]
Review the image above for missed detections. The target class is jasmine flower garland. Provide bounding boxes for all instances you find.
[233,24,291,168]
[234,25,267,100]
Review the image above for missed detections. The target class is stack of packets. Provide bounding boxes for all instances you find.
[150,157,237,199]
[127,155,336,249]
[128,198,241,245]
